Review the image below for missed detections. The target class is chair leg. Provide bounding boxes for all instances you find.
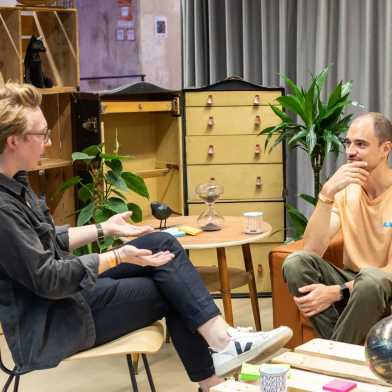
[2,374,14,392]
[142,354,156,392]
[126,354,139,392]
[131,353,140,374]
[12,376,19,392]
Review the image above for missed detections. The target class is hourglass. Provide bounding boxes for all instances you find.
[195,178,224,231]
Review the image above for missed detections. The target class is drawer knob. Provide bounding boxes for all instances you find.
[255,144,261,155]
[207,145,215,156]
[256,176,263,190]
[254,94,260,105]
[207,94,213,106]
[207,116,214,127]
[255,115,261,126]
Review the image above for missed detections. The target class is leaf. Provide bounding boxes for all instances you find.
[105,158,123,175]
[127,202,143,222]
[122,172,149,199]
[78,183,93,203]
[97,236,114,253]
[101,153,131,160]
[57,176,81,193]
[305,124,317,155]
[281,74,303,98]
[103,197,129,214]
[82,144,101,156]
[277,95,308,125]
[111,188,127,201]
[270,104,292,123]
[72,152,96,161]
[94,207,112,223]
[77,203,95,226]
[106,170,128,192]
[286,203,308,239]
[299,193,317,206]
[287,128,307,146]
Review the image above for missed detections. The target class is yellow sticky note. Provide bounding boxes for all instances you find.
[177,225,202,235]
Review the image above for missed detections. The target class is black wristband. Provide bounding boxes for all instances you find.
[96,223,105,241]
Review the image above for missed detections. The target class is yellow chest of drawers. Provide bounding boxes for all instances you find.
[183,79,285,293]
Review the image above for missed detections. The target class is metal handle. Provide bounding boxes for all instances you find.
[255,115,261,126]
[207,94,213,106]
[207,145,215,156]
[255,144,261,155]
[254,94,260,105]
[207,116,214,127]
[256,176,263,190]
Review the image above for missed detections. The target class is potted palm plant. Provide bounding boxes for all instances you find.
[260,66,359,238]
[59,143,149,252]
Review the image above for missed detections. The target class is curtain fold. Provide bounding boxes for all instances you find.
[182,0,392,216]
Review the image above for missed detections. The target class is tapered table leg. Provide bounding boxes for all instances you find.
[242,243,262,331]
[216,247,234,326]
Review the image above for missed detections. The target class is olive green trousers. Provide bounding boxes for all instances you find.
[282,251,392,344]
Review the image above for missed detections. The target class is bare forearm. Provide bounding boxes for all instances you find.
[68,224,106,250]
[303,202,334,256]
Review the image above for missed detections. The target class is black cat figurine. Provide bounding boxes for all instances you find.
[24,36,53,88]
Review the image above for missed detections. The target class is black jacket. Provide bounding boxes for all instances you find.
[0,171,99,372]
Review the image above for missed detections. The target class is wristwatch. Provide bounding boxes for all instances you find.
[339,283,350,302]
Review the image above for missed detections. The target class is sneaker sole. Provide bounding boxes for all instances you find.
[215,326,293,377]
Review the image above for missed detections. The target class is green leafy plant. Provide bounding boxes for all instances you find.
[59,144,149,251]
[260,66,358,238]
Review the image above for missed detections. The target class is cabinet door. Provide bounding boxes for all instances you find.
[186,135,282,164]
[187,164,284,201]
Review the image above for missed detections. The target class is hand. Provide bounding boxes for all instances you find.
[117,245,174,267]
[293,284,341,318]
[102,212,154,237]
[321,161,369,198]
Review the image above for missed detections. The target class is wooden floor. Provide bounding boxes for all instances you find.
[0,298,273,392]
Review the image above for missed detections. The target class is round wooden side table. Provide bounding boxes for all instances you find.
[140,215,272,331]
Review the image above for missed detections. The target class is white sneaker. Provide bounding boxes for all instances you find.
[211,326,293,377]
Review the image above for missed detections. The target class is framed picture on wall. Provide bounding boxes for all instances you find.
[154,16,167,38]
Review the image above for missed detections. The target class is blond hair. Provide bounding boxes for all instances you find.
[0,82,42,153]
[354,112,392,144]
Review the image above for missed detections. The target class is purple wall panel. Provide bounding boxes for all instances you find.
[77,0,141,91]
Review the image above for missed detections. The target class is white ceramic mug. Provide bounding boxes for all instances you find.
[243,211,264,234]
[260,364,288,392]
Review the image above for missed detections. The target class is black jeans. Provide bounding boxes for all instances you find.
[81,231,220,382]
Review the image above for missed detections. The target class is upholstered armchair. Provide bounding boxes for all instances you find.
[269,232,344,348]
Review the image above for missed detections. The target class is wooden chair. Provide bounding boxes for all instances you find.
[0,322,165,392]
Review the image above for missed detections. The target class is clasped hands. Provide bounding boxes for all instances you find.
[294,283,341,318]
[103,211,174,267]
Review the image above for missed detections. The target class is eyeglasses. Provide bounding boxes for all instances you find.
[25,128,52,143]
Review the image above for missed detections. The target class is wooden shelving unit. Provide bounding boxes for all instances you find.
[0,4,79,225]
[0,5,79,88]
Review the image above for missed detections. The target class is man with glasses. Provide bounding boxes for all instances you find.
[283,112,392,345]
[0,82,292,391]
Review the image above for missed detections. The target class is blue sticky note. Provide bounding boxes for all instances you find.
[162,228,186,237]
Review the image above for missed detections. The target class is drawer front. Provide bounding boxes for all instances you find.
[186,135,282,164]
[187,164,283,201]
[189,242,282,292]
[185,91,281,107]
[186,106,280,135]
[188,201,284,242]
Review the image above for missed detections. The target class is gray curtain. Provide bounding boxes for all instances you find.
[182,0,392,219]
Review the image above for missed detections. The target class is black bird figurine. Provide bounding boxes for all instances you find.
[150,201,181,229]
